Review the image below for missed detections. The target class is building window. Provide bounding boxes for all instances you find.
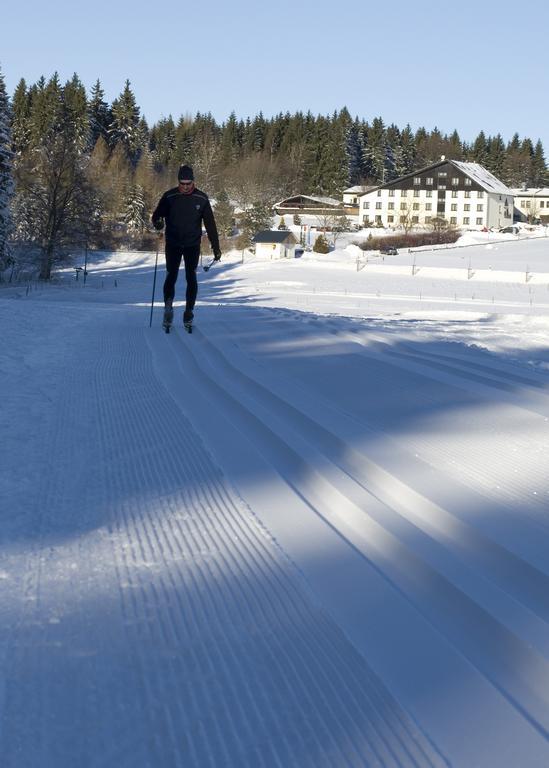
[438,185,446,190]
[451,191,458,198]
[376,202,382,209]
[426,190,432,198]
[477,204,483,211]
[413,203,420,210]
[400,202,407,210]
[399,216,406,223]
[425,203,432,211]
[387,215,394,223]
[464,178,472,186]
[413,190,420,197]
[425,216,432,223]
[413,177,421,185]
[451,204,458,211]
[477,191,484,198]
[476,217,483,225]
[401,189,408,197]
[363,215,370,223]
[464,191,471,198]
[412,216,419,223]
[450,217,457,224]
[426,177,434,185]
[464,204,470,211]
[363,201,369,209]
[541,200,545,208]
[525,200,531,208]
[438,171,447,177]
[389,189,395,197]
[388,202,395,210]
[451,177,459,186]
[463,217,470,225]
[377,190,382,196]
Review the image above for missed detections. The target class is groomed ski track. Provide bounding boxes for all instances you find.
[1,272,549,767]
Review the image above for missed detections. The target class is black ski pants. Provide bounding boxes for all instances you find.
[163,242,201,311]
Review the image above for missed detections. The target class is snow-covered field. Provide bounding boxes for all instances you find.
[1,235,549,767]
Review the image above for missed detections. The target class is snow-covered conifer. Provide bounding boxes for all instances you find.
[88,79,111,150]
[124,184,146,234]
[0,68,14,268]
[110,80,141,164]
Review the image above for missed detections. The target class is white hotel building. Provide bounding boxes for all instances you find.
[358,158,514,230]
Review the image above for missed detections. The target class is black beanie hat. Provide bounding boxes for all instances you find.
[178,164,194,182]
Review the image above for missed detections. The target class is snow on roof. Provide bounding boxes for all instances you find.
[275,195,343,208]
[510,187,549,197]
[343,186,374,194]
[252,230,296,244]
[450,161,513,195]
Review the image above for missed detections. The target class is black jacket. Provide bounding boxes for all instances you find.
[152,187,220,252]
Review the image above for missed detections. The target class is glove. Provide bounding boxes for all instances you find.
[153,219,164,231]
[214,250,222,261]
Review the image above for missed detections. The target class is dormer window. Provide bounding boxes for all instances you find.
[413,177,421,185]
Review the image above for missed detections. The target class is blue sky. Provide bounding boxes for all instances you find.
[2,0,548,154]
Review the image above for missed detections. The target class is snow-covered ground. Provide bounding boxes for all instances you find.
[1,235,549,767]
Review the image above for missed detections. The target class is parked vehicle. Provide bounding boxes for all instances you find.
[380,246,398,256]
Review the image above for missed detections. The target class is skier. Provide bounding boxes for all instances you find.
[152,164,221,332]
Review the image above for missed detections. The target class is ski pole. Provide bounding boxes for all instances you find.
[149,235,161,327]
[203,258,216,272]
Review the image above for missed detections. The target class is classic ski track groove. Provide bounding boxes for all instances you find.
[146,327,448,767]
[0,312,448,767]
[176,316,549,740]
[224,310,549,551]
[3,295,548,766]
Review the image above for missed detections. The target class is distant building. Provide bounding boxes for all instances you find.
[358,157,514,230]
[510,188,549,223]
[343,185,376,207]
[274,195,346,216]
[252,230,297,259]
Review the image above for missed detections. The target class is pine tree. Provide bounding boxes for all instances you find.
[28,74,63,149]
[399,125,416,175]
[239,201,273,245]
[109,80,141,164]
[531,140,547,186]
[447,130,463,160]
[485,134,506,179]
[220,111,241,165]
[365,117,387,182]
[503,133,524,186]
[471,131,488,165]
[151,116,176,167]
[88,79,111,150]
[0,68,14,268]
[124,183,146,235]
[11,79,32,154]
[63,73,89,152]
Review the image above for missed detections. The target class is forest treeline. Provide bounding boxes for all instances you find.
[0,71,546,277]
